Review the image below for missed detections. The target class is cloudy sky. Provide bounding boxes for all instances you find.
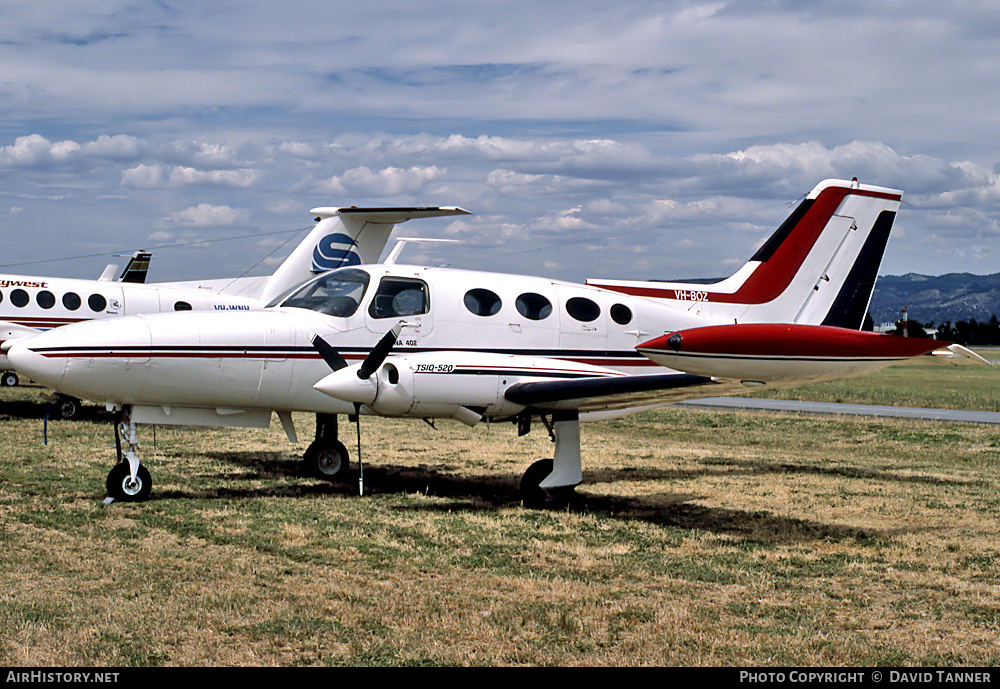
[2,1,999,286]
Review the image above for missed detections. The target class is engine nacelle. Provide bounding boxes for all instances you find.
[314,351,624,424]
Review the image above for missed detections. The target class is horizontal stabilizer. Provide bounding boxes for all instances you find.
[309,207,470,223]
[637,323,945,385]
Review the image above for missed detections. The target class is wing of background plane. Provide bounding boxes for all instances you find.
[0,320,43,343]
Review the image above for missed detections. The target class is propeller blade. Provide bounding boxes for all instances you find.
[312,335,348,371]
[358,323,402,380]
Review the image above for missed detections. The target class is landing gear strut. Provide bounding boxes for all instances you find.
[106,406,151,502]
[519,411,582,509]
[303,413,350,481]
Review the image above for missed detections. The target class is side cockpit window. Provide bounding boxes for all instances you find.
[369,277,430,319]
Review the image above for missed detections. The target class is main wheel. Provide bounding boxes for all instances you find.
[106,463,152,502]
[303,440,350,481]
[520,458,572,510]
[56,396,79,420]
[1,371,18,387]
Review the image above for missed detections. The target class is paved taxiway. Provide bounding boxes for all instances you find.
[679,397,1000,425]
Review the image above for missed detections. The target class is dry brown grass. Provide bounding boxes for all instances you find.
[1,377,999,666]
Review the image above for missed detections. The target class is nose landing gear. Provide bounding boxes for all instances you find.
[106,406,152,503]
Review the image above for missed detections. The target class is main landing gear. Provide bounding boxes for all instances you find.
[106,406,151,502]
[301,410,582,509]
[303,413,350,481]
[517,411,582,509]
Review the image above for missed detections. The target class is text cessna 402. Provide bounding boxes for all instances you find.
[6,179,944,507]
[0,205,468,414]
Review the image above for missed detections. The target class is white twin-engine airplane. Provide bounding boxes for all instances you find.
[0,206,469,396]
[6,179,943,507]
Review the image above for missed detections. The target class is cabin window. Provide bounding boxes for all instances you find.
[278,268,370,317]
[62,292,81,310]
[88,294,107,312]
[11,289,29,308]
[610,303,633,325]
[464,288,502,317]
[566,297,600,322]
[369,277,429,319]
[36,290,56,309]
[174,301,192,311]
[515,292,552,321]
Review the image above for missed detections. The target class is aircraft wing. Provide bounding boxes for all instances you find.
[0,320,43,369]
[0,320,43,343]
[502,323,946,415]
[503,371,728,413]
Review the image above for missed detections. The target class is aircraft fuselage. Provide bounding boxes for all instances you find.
[11,264,710,420]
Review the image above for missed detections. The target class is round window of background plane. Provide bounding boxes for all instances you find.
[566,296,600,322]
[610,303,633,325]
[0,290,4,304]
[174,301,192,311]
[62,292,81,311]
[88,294,107,312]
[37,290,56,309]
[515,292,552,321]
[11,289,29,308]
[464,288,502,316]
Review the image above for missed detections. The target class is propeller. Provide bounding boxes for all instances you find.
[311,334,348,371]
[358,323,402,379]
[309,324,403,498]
[311,322,401,379]
[312,324,403,404]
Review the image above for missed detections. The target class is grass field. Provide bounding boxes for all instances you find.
[1,355,999,666]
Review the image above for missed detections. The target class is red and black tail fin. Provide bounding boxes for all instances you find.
[588,179,902,328]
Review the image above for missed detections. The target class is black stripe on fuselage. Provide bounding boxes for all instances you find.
[28,344,656,364]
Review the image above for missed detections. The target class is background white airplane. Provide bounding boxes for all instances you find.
[6,179,944,507]
[0,206,469,412]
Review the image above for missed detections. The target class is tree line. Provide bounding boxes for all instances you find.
[877,314,1000,345]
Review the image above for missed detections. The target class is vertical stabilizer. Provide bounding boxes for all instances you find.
[118,251,152,284]
[258,206,469,304]
[587,179,902,328]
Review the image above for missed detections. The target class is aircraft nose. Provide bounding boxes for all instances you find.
[5,329,69,390]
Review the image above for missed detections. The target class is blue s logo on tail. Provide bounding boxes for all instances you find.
[312,233,362,271]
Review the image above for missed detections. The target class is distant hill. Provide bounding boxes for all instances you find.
[869,273,1000,326]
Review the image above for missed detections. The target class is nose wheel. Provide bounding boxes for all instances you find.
[106,462,152,502]
[105,406,152,503]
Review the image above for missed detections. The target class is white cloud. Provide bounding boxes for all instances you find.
[167,204,250,227]
[121,164,259,189]
[3,3,1000,282]
[314,165,445,196]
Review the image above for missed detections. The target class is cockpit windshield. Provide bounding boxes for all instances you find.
[273,268,371,317]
